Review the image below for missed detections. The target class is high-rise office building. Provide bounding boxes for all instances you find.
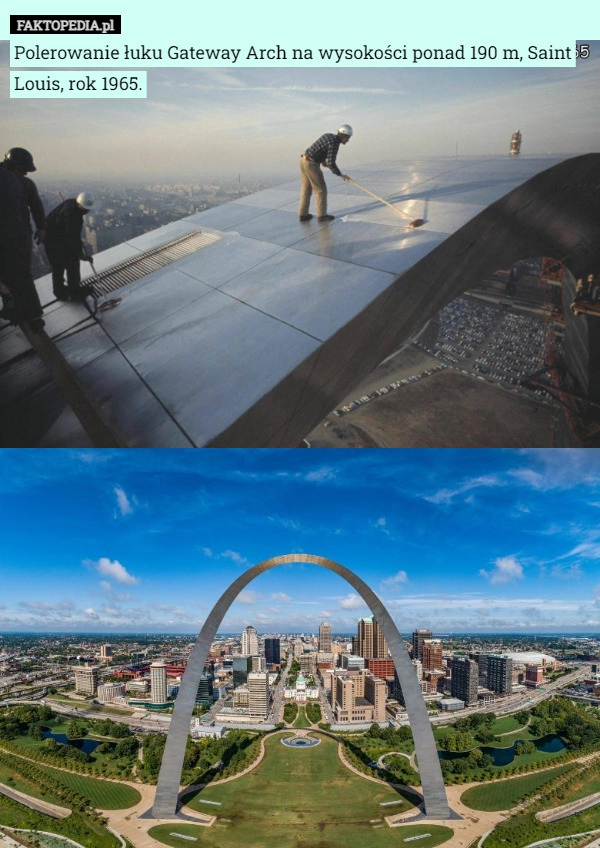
[334,669,386,723]
[73,666,100,696]
[364,671,387,722]
[341,654,365,671]
[150,660,168,705]
[242,625,259,656]
[450,656,478,705]
[251,655,266,672]
[100,644,113,660]
[319,622,332,652]
[485,655,513,695]
[422,639,444,671]
[195,672,214,705]
[264,638,281,667]
[232,655,253,687]
[356,617,388,659]
[248,671,269,719]
[412,629,433,662]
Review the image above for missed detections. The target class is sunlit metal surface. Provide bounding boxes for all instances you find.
[3,153,598,446]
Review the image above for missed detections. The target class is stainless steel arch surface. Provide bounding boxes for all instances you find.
[151,554,451,819]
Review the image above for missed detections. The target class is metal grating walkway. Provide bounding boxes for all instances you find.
[88,230,222,297]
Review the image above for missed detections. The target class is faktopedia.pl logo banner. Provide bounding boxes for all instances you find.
[9,16,121,34]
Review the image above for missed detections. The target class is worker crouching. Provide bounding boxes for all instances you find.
[44,192,95,302]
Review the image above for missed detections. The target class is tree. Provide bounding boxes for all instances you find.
[66,718,88,739]
[115,736,139,758]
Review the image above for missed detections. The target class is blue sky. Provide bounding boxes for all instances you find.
[1,448,599,635]
[2,50,599,181]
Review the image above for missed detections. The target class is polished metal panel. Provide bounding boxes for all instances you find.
[87,268,213,346]
[75,347,194,447]
[185,202,269,229]
[172,233,284,288]
[115,288,320,446]
[295,220,446,274]
[221,247,395,340]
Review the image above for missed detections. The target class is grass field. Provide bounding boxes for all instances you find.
[461,765,573,811]
[490,717,528,736]
[149,822,454,848]
[0,749,141,810]
[50,769,141,809]
[292,707,311,728]
[484,726,537,748]
[171,733,447,848]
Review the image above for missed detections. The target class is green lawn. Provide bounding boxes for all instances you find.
[0,755,60,803]
[0,749,140,810]
[172,733,442,848]
[49,769,141,809]
[484,727,537,748]
[491,717,528,735]
[461,765,573,811]
[293,706,311,728]
[149,822,454,848]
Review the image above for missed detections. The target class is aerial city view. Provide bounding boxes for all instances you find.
[1,448,600,848]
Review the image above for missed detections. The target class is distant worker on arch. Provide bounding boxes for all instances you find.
[44,192,95,302]
[299,124,353,223]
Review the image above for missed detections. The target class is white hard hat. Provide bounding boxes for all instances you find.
[76,192,94,210]
[337,124,353,137]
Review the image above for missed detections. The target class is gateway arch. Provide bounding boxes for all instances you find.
[151,554,451,819]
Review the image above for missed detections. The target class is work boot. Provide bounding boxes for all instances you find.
[299,214,313,222]
[317,215,335,222]
[70,285,95,302]
[28,317,46,334]
[53,288,70,301]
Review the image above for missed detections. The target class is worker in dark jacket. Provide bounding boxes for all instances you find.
[0,166,45,331]
[299,124,353,222]
[1,148,46,245]
[44,192,94,301]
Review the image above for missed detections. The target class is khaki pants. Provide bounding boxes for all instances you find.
[299,156,327,218]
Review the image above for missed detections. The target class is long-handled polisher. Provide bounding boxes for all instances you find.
[348,178,425,228]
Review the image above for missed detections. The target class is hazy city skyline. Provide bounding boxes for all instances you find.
[2,48,599,181]
[1,449,599,635]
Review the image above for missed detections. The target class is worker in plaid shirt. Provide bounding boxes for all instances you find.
[299,125,353,223]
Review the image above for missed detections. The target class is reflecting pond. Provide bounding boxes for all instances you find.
[438,734,565,766]
[42,730,110,754]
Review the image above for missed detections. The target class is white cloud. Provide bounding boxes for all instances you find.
[237,590,258,605]
[480,555,524,585]
[561,542,600,560]
[271,592,292,603]
[89,557,139,586]
[304,467,337,483]
[339,593,365,610]
[371,516,392,536]
[114,485,134,517]
[381,570,408,589]
[551,564,583,580]
[425,474,504,505]
[202,548,249,566]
